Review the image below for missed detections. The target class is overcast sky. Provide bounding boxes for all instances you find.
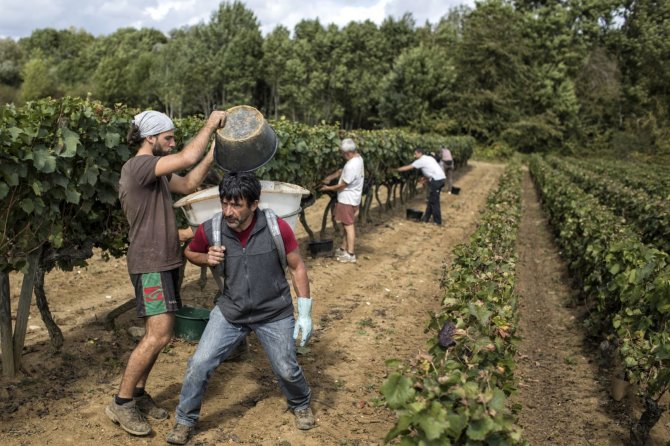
[0,0,474,40]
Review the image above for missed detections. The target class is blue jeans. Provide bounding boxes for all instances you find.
[175,306,311,427]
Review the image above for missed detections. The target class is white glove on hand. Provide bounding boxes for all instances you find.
[293,297,313,347]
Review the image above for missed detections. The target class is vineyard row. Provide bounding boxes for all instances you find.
[381,162,526,444]
[530,155,670,444]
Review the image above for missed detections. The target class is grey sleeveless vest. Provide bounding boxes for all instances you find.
[203,209,293,324]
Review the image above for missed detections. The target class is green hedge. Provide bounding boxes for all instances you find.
[0,97,474,272]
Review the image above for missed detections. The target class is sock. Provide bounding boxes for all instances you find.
[347,252,355,256]
[132,387,146,398]
[115,395,133,405]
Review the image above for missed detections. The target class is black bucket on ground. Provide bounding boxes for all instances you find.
[309,239,333,258]
[451,186,461,195]
[406,208,423,221]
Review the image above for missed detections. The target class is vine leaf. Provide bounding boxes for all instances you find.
[105,131,120,148]
[420,402,449,440]
[8,126,22,140]
[381,372,415,409]
[466,417,495,441]
[65,188,81,204]
[33,149,57,173]
[60,127,80,158]
[20,198,34,213]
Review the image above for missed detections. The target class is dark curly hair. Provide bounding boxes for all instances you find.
[126,123,144,148]
[219,171,261,205]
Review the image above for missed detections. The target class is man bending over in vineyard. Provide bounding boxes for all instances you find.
[396,147,446,225]
[108,109,227,436]
[319,138,365,263]
[166,171,315,444]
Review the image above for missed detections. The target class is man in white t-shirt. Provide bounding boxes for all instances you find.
[320,138,364,263]
[397,148,446,225]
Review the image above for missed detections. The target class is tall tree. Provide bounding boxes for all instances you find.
[289,19,340,124]
[575,46,622,136]
[261,25,293,119]
[503,2,582,152]
[0,39,23,87]
[336,20,387,128]
[88,28,167,108]
[18,28,95,89]
[20,56,58,101]
[451,0,529,143]
[617,0,670,154]
[433,6,471,48]
[379,14,418,66]
[378,44,455,133]
[0,39,23,104]
[205,1,263,109]
[149,26,218,117]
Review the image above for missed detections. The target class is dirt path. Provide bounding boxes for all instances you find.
[1,161,505,445]
[512,170,670,445]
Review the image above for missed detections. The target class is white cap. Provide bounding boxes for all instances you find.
[340,138,356,152]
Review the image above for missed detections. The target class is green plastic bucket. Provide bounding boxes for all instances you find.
[175,306,210,341]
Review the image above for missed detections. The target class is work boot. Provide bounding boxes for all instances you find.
[294,407,316,430]
[166,422,194,445]
[105,399,151,436]
[134,392,168,420]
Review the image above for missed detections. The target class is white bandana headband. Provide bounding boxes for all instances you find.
[133,110,175,138]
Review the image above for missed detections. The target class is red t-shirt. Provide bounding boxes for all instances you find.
[188,214,299,254]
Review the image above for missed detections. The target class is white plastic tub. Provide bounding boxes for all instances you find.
[278,207,302,231]
[173,186,220,227]
[173,181,309,232]
[257,180,309,216]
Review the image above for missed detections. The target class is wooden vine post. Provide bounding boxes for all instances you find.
[12,248,42,371]
[0,270,13,378]
[0,247,41,378]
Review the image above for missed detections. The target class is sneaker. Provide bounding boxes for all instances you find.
[166,422,194,445]
[105,399,151,436]
[337,252,357,263]
[294,407,316,430]
[334,247,346,257]
[135,392,168,420]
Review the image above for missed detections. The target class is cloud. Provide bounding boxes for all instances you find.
[144,0,197,21]
[0,0,474,40]
[250,0,388,34]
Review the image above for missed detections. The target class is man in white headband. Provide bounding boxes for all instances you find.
[134,110,176,138]
[109,109,226,437]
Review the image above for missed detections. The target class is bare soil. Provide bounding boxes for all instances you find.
[1,161,668,446]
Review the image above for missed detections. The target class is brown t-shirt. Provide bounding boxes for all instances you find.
[119,155,182,274]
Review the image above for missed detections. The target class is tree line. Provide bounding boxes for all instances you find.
[0,0,669,158]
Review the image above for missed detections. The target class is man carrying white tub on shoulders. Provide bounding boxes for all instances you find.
[166,171,316,445]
